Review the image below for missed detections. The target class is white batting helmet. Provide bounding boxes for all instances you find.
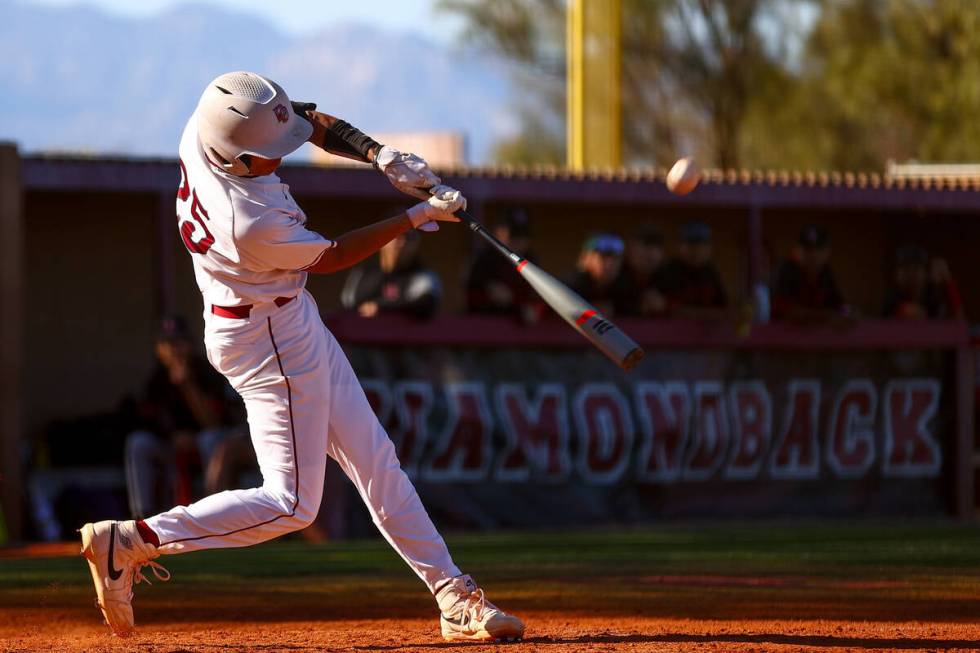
[196,71,312,176]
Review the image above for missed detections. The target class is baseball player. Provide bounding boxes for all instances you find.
[79,71,524,643]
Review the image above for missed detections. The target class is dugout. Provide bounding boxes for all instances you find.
[1,144,978,540]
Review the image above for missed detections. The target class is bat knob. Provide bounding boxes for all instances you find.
[621,347,645,371]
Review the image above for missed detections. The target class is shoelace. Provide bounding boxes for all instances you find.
[135,560,171,586]
[458,589,491,628]
[121,560,171,603]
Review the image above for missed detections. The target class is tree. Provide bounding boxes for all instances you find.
[798,0,980,170]
[439,0,808,168]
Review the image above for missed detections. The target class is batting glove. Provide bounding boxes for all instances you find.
[406,185,465,232]
[376,145,441,200]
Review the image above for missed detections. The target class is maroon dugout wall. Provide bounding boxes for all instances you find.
[330,315,971,524]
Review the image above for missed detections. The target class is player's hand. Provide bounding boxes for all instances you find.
[405,185,465,232]
[375,146,441,200]
[291,101,317,122]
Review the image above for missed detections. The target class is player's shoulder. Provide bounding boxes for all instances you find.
[231,198,304,243]
[178,115,233,212]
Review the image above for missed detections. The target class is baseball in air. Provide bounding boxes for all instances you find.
[666,157,700,195]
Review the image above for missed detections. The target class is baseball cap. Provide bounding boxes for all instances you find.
[680,220,712,244]
[798,224,830,249]
[583,233,625,255]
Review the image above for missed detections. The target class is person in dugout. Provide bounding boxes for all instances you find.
[124,316,242,519]
[882,244,964,320]
[658,220,728,319]
[341,227,443,320]
[567,232,631,317]
[771,224,848,323]
[465,207,545,323]
[617,223,669,317]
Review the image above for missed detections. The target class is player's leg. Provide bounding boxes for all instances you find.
[81,297,330,635]
[318,325,524,641]
[320,327,458,589]
[145,303,330,551]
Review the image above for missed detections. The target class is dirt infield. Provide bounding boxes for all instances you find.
[5,614,980,653]
[3,524,980,652]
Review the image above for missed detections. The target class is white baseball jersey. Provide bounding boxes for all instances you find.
[146,111,462,595]
[176,111,335,307]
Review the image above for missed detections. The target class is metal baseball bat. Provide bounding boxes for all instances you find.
[418,191,644,371]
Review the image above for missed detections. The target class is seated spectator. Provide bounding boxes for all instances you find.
[125,316,242,519]
[567,233,627,317]
[771,224,846,323]
[618,223,669,317]
[341,229,442,319]
[882,245,964,319]
[465,207,545,323]
[659,220,728,319]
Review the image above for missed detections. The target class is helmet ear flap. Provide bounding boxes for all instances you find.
[207,146,250,176]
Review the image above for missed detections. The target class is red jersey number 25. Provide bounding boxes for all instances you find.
[177,159,215,255]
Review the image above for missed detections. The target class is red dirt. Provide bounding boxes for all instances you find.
[5,540,980,652]
[4,610,980,652]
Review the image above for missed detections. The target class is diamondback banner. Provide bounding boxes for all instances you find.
[345,346,953,526]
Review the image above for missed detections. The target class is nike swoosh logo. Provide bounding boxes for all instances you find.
[107,523,123,581]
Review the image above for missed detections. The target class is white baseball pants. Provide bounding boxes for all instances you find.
[145,290,461,592]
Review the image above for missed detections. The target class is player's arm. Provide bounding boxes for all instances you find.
[292,102,439,200]
[307,214,412,275]
[307,187,466,275]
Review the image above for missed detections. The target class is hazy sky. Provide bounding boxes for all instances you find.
[22,0,462,41]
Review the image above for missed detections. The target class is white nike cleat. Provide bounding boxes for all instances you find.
[79,519,170,637]
[435,575,525,642]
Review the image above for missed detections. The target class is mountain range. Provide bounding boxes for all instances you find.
[0,1,514,162]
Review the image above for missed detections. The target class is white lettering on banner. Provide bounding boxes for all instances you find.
[684,382,729,481]
[390,381,435,479]
[422,382,494,482]
[826,379,877,478]
[572,383,634,485]
[882,379,942,478]
[769,379,821,480]
[634,382,690,483]
[725,380,771,480]
[359,376,944,484]
[493,383,571,482]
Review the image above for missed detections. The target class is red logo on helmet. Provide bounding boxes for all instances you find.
[273,104,289,124]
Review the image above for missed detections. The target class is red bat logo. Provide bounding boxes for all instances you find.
[273,104,289,124]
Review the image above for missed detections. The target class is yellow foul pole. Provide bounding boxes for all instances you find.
[567,0,622,171]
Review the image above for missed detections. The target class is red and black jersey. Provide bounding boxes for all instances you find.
[771,258,843,320]
[882,280,963,319]
[658,259,728,311]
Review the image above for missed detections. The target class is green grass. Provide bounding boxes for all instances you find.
[4,521,980,622]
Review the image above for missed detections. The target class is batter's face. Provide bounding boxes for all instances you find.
[241,155,282,177]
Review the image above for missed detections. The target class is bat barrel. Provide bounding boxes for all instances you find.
[436,190,645,371]
[517,260,645,371]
